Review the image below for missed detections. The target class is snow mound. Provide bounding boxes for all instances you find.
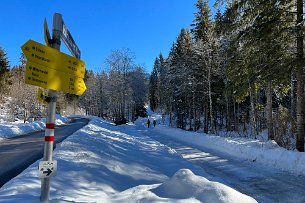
[0,114,70,139]
[153,169,257,203]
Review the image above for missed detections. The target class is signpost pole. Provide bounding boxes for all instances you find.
[40,13,62,203]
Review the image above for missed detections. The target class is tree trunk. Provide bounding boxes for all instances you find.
[291,72,297,121]
[296,0,305,152]
[225,89,230,131]
[208,66,214,133]
[249,83,258,139]
[266,80,274,140]
[204,102,209,133]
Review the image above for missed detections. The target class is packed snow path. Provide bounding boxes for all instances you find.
[0,117,89,188]
[0,118,257,202]
[142,127,305,203]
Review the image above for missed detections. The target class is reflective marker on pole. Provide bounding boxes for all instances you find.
[46,123,55,129]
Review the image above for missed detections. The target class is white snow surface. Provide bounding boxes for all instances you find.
[0,114,70,140]
[0,117,257,203]
[152,124,305,177]
[145,110,305,177]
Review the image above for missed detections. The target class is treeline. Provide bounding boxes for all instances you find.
[149,0,305,151]
[80,48,148,124]
[0,50,47,122]
[0,46,148,124]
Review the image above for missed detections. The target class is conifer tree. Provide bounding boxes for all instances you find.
[171,29,192,129]
[149,58,160,111]
[0,47,10,99]
[191,0,211,42]
[295,0,304,152]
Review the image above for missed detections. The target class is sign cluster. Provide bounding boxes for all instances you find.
[21,19,86,97]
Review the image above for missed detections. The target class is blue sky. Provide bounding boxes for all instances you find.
[0,0,216,73]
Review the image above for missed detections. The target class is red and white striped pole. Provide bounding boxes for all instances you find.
[40,13,62,203]
[45,123,55,142]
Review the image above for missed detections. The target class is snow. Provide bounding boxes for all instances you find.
[0,114,70,139]
[152,124,305,176]
[0,117,256,203]
[152,169,255,203]
[144,109,305,177]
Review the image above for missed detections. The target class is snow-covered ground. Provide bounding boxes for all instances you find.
[0,114,70,140]
[1,107,305,202]
[0,97,70,141]
[0,117,256,203]
[146,111,305,177]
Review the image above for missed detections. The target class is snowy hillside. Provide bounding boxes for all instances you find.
[0,117,256,203]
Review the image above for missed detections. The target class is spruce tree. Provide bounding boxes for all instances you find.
[296,0,304,152]
[149,58,160,111]
[191,0,211,42]
[171,29,192,129]
[0,47,10,99]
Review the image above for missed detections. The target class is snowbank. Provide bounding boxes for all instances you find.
[154,125,305,176]
[0,117,256,202]
[153,169,256,203]
[0,114,70,139]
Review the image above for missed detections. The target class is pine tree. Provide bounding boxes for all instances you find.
[171,29,193,129]
[295,0,304,152]
[191,0,211,42]
[0,47,10,99]
[149,58,160,111]
[158,53,167,110]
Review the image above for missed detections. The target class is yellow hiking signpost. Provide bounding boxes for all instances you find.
[25,61,86,95]
[21,40,85,78]
[22,14,86,202]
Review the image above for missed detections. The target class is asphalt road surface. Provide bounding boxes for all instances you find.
[0,117,89,188]
[144,129,305,203]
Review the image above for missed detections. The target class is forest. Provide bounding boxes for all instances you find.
[0,48,148,125]
[0,0,305,152]
[148,0,305,152]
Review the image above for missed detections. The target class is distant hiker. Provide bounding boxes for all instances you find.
[153,120,156,127]
[147,119,151,128]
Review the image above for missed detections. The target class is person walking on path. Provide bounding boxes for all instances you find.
[147,119,151,128]
[153,120,156,127]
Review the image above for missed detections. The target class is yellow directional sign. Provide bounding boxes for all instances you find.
[44,18,51,47]
[21,40,85,78]
[38,89,48,105]
[25,61,86,96]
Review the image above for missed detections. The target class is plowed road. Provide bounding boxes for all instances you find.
[0,117,89,187]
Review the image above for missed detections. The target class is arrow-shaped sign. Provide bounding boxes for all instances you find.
[25,61,86,95]
[21,40,85,78]
[62,21,81,59]
[43,168,52,176]
[44,18,51,47]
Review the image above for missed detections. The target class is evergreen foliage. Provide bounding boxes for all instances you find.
[149,0,305,151]
[0,47,10,99]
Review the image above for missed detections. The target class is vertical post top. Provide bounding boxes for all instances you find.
[52,13,63,50]
[53,13,63,32]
